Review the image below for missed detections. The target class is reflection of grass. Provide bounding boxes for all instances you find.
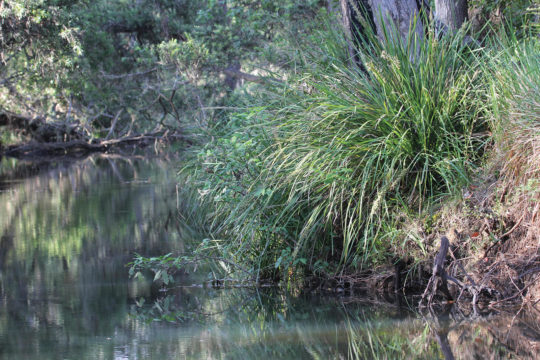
[129,288,440,359]
[129,286,530,359]
[345,317,438,359]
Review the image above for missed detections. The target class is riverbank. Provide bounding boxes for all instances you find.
[0,111,190,159]
[2,18,537,312]
[131,25,539,310]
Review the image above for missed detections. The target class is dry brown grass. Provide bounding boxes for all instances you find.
[492,91,540,303]
[444,79,540,306]
[403,46,540,307]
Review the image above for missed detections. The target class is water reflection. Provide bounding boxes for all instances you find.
[129,287,540,359]
[0,155,185,359]
[0,155,538,359]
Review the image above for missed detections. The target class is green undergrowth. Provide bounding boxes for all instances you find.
[155,21,538,285]
[176,21,490,281]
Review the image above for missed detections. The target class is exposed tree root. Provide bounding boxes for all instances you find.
[419,236,501,313]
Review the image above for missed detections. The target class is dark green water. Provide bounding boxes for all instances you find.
[0,155,537,359]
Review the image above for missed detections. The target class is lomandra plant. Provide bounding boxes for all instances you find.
[192,19,488,279]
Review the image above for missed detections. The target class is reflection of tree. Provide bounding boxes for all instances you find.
[0,155,185,358]
[419,305,540,360]
[0,155,178,260]
[1,155,538,359]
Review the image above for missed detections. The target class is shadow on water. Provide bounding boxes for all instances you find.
[0,155,539,359]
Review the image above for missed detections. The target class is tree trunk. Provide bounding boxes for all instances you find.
[369,0,424,49]
[340,0,357,64]
[218,0,240,90]
[435,0,468,31]
[339,0,424,65]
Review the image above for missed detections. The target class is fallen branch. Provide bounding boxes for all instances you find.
[488,274,540,308]
[1,110,190,158]
[420,236,453,308]
[2,131,187,158]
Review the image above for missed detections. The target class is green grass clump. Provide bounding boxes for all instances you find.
[188,21,490,280]
[486,34,539,141]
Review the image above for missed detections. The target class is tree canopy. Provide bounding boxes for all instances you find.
[1,0,323,144]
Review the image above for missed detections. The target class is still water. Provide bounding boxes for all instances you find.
[0,155,538,359]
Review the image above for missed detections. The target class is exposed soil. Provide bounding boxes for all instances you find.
[313,170,539,315]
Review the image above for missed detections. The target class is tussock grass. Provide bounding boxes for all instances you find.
[188,20,496,280]
[401,34,540,302]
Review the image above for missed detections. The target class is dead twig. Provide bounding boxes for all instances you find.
[484,214,526,258]
[105,109,123,140]
[488,274,540,307]
[420,236,499,313]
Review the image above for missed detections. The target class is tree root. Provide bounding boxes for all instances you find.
[419,236,500,314]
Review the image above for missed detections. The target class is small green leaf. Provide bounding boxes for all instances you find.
[154,269,162,282]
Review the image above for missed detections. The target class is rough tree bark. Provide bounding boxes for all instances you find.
[218,0,242,91]
[339,0,356,63]
[340,0,424,62]
[435,0,468,31]
[340,0,474,66]
[369,0,424,48]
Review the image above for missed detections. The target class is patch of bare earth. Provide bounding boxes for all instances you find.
[426,99,540,311]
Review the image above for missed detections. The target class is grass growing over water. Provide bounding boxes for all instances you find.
[179,20,537,281]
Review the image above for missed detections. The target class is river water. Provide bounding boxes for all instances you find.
[0,155,538,359]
